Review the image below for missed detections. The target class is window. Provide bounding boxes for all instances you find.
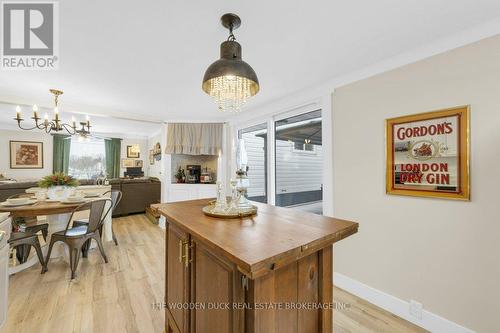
[238,123,267,203]
[235,108,324,215]
[275,110,322,214]
[68,137,106,180]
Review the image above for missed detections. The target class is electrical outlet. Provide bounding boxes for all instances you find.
[409,300,423,319]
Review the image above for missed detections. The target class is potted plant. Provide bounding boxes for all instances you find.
[38,172,80,200]
[175,167,185,183]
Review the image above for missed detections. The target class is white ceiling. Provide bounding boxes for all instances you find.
[0,103,161,139]
[1,0,500,131]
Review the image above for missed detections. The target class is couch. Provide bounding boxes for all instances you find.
[109,178,161,216]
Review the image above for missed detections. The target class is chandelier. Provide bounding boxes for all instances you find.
[14,89,91,136]
[202,13,259,112]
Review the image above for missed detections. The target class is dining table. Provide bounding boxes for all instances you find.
[0,185,112,275]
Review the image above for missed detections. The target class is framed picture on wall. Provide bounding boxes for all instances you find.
[121,158,134,168]
[9,141,44,169]
[149,149,154,165]
[386,105,470,200]
[127,145,140,158]
[135,160,144,168]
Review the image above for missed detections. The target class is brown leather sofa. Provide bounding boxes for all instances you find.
[109,178,161,216]
[0,178,161,217]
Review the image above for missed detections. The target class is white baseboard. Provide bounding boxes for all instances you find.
[334,272,475,333]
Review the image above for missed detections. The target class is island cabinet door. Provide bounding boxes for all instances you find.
[189,239,245,333]
[166,223,191,333]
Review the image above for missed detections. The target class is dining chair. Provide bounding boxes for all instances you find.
[74,190,122,247]
[43,198,112,279]
[8,193,48,263]
[8,232,45,273]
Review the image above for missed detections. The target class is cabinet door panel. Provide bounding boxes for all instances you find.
[191,240,243,333]
[166,223,190,333]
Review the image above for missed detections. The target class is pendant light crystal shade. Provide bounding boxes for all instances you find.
[202,15,259,112]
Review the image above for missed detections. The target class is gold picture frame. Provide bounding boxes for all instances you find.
[127,145,140,158]
[386,105,470,200]
[9,140,44,169]
[121,158,134,168]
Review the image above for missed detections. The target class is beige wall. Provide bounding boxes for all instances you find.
[332,35,500,332]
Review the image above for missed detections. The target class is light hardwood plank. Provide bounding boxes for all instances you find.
[2,213,426,333]
[333,287,429,333]
[1,214,164,333]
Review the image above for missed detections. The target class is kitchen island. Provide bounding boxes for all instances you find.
[158,199,358,333]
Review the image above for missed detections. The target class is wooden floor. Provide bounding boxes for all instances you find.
[1,214,427,333]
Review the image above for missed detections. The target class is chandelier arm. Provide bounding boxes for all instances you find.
[16,121,40,131]
[36,122,47,130]
[61,123,76,135]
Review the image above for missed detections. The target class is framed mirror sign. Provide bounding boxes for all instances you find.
[386,105,470,200]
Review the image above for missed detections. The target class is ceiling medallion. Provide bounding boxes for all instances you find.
[202,13,259,112]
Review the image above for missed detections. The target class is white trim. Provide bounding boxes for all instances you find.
[334,272,476,333]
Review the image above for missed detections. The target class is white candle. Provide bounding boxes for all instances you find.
[32,104,38,119]
[15,105,21,119]
[217,149,222,182]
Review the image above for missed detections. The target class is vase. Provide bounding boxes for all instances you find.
[47,185,75,200]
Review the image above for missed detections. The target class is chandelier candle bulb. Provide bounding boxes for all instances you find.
[15,106,21,120]
[32,105,38,119]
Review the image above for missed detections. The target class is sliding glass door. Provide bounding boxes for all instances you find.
[236,109,323,214]
[238,123,268,203]
[275,110,322,214]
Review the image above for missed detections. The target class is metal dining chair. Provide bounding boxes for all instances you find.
[73,190,122,246]
[7,193,48,263]
[43,198,112,279]
[8,232,45,273]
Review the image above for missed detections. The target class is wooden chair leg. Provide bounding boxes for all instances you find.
[43,237,56,273]
[94,234,108,263]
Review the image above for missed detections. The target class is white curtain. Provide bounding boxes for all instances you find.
[165,123,223,155]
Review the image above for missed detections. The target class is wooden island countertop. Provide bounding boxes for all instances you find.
[157,199,358,279]
[157,199,358,333]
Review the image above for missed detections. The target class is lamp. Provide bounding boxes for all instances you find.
[202,13,259,112]
[13,89,91,137]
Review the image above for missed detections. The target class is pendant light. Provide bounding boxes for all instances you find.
[202,13,259,112]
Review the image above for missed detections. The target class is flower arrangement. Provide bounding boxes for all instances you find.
[175,166,186,183]
[38,172,79,188]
